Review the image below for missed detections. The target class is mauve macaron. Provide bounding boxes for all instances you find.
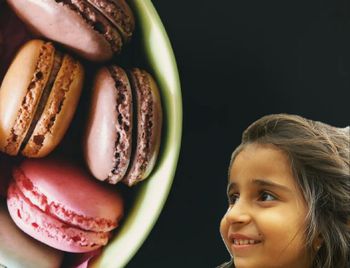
[6,0,135,61]
[0,39,84,158]
[123,68,163,186]
[84,65,133,184]
[7,158,124,253]
[84,66,162,186]
[0,204,63,268]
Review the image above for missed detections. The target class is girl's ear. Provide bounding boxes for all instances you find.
[313,234,323,251]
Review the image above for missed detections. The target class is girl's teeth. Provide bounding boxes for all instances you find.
[234,239,257,245]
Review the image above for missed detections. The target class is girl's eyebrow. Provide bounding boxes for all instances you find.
[227,178,292,193]
[252,179,292,193]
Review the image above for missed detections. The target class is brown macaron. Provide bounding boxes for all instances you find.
[84,66,162,186]
[0,39,84,157]
[6,0,135,62]
[123,68,162,186]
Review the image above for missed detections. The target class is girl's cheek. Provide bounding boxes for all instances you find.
[220,215,228,240]
[220,206,234,243]
[220,216,233,256]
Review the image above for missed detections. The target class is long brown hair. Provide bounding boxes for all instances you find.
[229,114,350,268]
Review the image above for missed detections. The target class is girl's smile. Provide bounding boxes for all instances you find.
[220,143,311,268]
[229,232,262,255]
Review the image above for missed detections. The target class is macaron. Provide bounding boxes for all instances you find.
[84,66,162,186]
[84,65,133,184]
[6,158,124,253]
[124,68,163,186]
[0,39,84,158]
[0,204,63,268]
[6,0,135,61]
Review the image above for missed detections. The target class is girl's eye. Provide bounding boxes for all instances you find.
[228,193,239,205]
[259,191,277,201]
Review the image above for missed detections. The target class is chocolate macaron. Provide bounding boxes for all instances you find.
[0,39,84,157]
[6,0,135,61]
[124,68,163,186]
[84,66,162,186]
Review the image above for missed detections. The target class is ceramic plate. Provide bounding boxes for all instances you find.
[90,0,182,267]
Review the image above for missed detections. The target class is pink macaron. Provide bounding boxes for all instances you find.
[7,158,124,253]
[0,204,63,268]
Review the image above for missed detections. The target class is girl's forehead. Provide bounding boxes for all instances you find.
[231,143,290,168]
[228,143,296,187]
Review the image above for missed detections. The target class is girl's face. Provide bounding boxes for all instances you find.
[220,143,311,268]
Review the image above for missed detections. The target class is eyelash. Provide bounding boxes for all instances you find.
[227,193,239,205]
[259,191,277,201]
[227,190,277,205]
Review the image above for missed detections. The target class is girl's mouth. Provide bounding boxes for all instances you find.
[233,239,261,245]
[230,239,262,254]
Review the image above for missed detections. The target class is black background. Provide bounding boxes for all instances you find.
[128,0,350,267]
[0,0,349,267]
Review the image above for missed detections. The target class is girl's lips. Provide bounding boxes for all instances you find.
[231,241,261,254]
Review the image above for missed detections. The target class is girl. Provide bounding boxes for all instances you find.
[219,114,349,268]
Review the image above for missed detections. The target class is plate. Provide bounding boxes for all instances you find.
[90,0,182,267]
[0,0,181,266]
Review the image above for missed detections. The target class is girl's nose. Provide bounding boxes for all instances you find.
[225,199,252,224]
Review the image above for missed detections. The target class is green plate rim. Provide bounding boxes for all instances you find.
[91,0,182,267]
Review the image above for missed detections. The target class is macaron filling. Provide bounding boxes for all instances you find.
[4,42,55,155]
[106,66,132,183]
[55,0,123,53]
